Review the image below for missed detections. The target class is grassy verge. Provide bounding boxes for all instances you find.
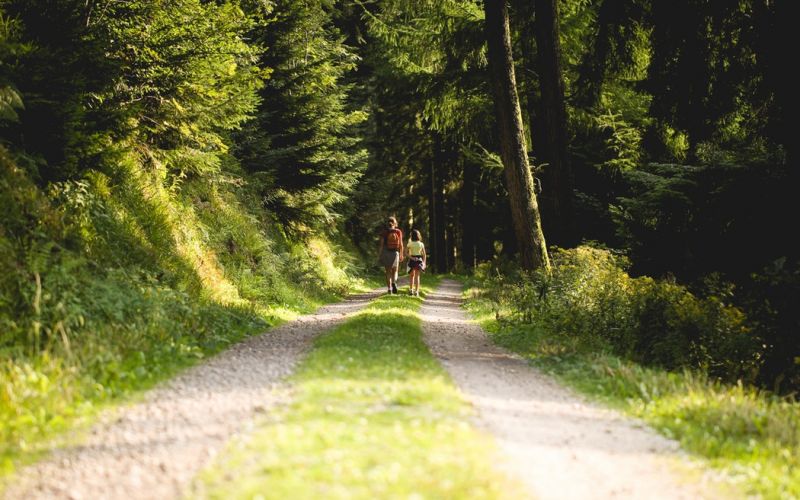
[0,279,373,484]
[0,157,378,482]
[0,266,382,479]
[462,278,799,499]
[196,277,527,499]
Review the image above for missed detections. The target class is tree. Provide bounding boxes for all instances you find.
[515,0,576,248]
[460,156,479,269]
[483,0,549,271]
[3,0,263,183]
[237,0,368,230]
[531,0,575,247]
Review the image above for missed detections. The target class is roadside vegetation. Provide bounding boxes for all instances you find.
[2,0,795,496]
[1,0,368,479]
[1,152,368,477]
[464,249,799,499]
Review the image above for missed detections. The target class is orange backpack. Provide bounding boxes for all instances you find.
[385,229,402,250]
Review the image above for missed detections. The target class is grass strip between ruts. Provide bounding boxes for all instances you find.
[196,277,527,499]
[462,280,799,500]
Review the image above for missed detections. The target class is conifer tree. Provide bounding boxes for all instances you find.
[484,0,550,271]
[237,0,368,230]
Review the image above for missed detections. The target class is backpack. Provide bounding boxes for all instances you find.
[384,229,402,250]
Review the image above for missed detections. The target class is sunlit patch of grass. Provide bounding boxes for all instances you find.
[0,158,369,486]
[0,293,269,478]
[197,277,528,499]
[463,282,800,500]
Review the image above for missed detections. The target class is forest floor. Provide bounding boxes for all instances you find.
[3,279,731,499]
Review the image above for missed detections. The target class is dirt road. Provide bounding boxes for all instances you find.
[2,290,382,500]
[420,279,726,500]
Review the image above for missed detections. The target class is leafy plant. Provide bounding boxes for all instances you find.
[474,246,760,382]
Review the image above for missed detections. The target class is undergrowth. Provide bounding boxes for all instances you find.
[0,149,367,479]
[463,251,800,499]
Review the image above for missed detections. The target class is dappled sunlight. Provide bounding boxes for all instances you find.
[419,314,473,326]
[298,377,463,417]
[422,280,730,499]
[201,409,522,500]
[466,271,800,498]
[354,307,419,320]
[0,142,371,480]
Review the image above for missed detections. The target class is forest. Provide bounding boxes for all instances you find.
[0,0,796,496]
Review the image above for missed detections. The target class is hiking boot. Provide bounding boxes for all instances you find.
[391,282,398,294]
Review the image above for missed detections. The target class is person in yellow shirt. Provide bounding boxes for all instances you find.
[405,229,426,296]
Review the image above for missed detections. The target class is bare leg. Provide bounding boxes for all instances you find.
[390,265,399,293]
[384,267,393,291]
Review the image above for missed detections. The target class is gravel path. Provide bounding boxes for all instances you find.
[3,289,383,500]
[420,279,726,500]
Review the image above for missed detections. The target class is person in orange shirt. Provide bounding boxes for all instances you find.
[377,216,404,294]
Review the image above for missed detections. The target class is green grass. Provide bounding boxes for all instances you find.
[0,156,375,485]
[0,281,350,483]
[0,269,380,483]
[2,271,378,488]
[196,277,527,499]
[463,280,800,500]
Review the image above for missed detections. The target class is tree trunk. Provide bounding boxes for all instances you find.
[432,135,448,272]
[484,0,550,271]
[460,157,478,270]
[532,0,576,247]
[428,148,439,272]
[475,177,496,262]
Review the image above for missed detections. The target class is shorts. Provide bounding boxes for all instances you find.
[379,248,400,268]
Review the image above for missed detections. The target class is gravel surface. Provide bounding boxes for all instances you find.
[421,279,727,500]
[3,289,383,500]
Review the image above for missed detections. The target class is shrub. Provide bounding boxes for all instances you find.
[476,246,761,383]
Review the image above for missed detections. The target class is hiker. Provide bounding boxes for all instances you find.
[378,216,404,294]
[405,229,426,296]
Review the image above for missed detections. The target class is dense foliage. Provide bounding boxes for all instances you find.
[466,264,799,499]
[342,0,797,392]
[237,0,368,229]
[0,0,366,473]
[479,247,759,382]
[1,0,796,479]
